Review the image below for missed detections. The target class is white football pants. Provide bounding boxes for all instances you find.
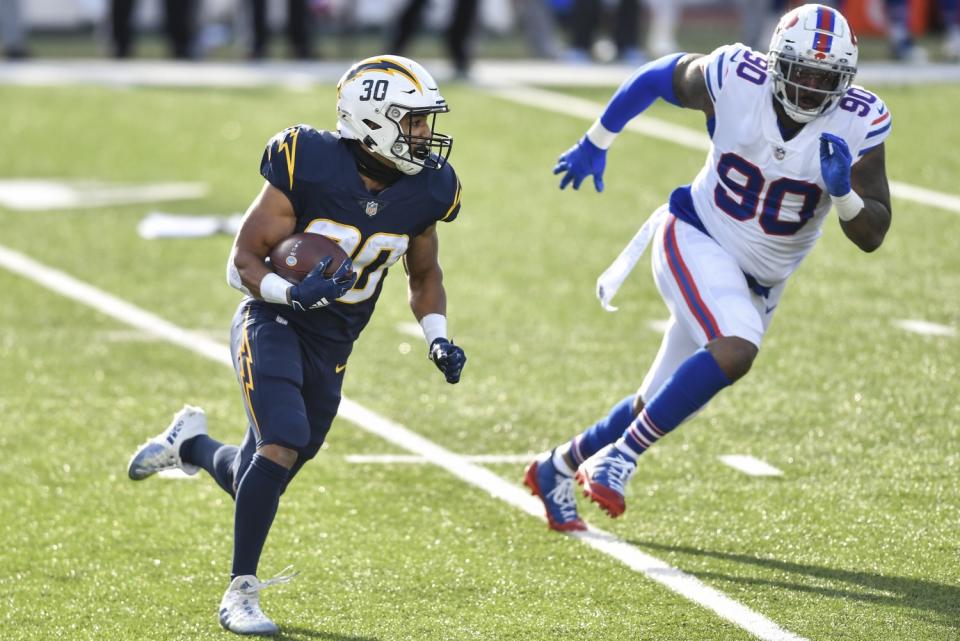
[638,212,785,401]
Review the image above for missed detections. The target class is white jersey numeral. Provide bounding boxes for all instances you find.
[303,218,409,304]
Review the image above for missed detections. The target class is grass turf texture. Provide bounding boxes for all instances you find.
[0,81,957,640]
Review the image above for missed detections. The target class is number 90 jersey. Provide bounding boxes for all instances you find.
[678,43,892,286]
[260,125,462,346]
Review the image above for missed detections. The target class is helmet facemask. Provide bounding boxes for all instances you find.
[769,52,854,123]
[381,104,452,173]
[766,5,859,124]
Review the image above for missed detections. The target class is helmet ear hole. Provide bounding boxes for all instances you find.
[362,119,382,131]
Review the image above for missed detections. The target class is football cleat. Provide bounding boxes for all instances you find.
[524,452,586,532]
[127,405,207,480]
[575,444,638,518]
[219,568,297,636]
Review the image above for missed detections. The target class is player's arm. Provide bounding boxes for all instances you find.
[842,144,892,252]
[672,54,714,116]
[227,182,357,309]
[404,224,466,384]
[228,182,297,298]
[820,135,892,253]
[554,53,707,191]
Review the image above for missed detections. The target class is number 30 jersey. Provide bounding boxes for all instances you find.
[259,125,462,347]
[671,43,892,286]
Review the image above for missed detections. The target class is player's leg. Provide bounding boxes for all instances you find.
[578,215,765,517]
[219,302,311,636]
[524,227,700,531]
[176,301,269,496]
[522,328,681,531]
[286,343,348,484]
[179,432,240,496]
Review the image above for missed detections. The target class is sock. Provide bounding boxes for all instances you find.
[232,454,290,579]
[555,395,635,472]
[181,435,239,496]
[617,348,732,460]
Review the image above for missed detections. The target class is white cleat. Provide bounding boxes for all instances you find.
[219,569,296,636]
[127,405,207,480]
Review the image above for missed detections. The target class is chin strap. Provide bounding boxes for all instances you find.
[345,139,404,185]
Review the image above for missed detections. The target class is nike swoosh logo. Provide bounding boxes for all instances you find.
[765,305,778,314]
[335,363,346,373]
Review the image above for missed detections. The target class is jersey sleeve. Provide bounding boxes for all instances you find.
[700,43,746,105]
[260,125,324,213]
[851,93,892,162]
[261,127,299,194]
[433,163,462,224]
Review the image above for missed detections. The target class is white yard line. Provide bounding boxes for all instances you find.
[0,179,207,211]
[483,85,960,216]
[1,59,958,90]
[0,243,807,641]
[893,319,957,337]
[345,454,534,465]
[720,455,785,477]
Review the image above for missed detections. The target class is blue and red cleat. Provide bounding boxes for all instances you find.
[524,451,587,532]
[575,444,637,518]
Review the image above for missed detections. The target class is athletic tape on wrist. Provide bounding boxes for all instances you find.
[832,190,865,222]
[420,313,448,347]
[586,119,618,150]
[260,272,292,305]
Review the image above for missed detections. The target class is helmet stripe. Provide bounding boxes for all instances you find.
[343,58,423,93]
[814,6,835,52]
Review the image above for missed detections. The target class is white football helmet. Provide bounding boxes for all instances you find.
[336,55,452,175]
[768,4,858,123]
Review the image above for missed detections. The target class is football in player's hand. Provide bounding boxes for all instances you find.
[269,233,349,284]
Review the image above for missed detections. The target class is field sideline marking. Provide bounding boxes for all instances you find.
[345,453,534,464]
[892,318,956,337]
[0,244,807,641]
[482,84,960,215]
[720,455,784,477]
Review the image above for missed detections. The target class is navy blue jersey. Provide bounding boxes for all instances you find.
[259,125,462,347]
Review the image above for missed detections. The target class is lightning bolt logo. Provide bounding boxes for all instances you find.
[339,57,423,95]
[238,309,261,437]
[277,127,300,192]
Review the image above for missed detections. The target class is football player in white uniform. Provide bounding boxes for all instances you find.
[526,3,892,530]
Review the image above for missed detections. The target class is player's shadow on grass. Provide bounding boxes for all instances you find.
[631,540,960,628]
[277,627,380,641]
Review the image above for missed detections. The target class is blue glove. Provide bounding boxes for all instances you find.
[819,133,853,197]
[553,136,607,192]
[429,338,466,384]
[288,257,357,311]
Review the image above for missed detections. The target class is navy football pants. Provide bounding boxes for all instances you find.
[227,299,350,489]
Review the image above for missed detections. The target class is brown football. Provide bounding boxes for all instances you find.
[268,233,349,284]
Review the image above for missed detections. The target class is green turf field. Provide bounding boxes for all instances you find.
[0,78,958,641]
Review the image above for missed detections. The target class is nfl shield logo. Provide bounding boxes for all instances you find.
[773,146,786,160]
[364,201,379,216]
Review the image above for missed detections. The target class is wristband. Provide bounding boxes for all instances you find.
[260,272,292,305]
[831,190,865,222]
[586,119,618,150]
[420,313,447,347]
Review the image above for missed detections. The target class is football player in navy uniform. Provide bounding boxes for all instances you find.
[127,55,467,635]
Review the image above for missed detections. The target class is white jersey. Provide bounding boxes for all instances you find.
[680,43,892,285]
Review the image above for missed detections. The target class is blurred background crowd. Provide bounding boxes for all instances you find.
[0,0,956,73]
